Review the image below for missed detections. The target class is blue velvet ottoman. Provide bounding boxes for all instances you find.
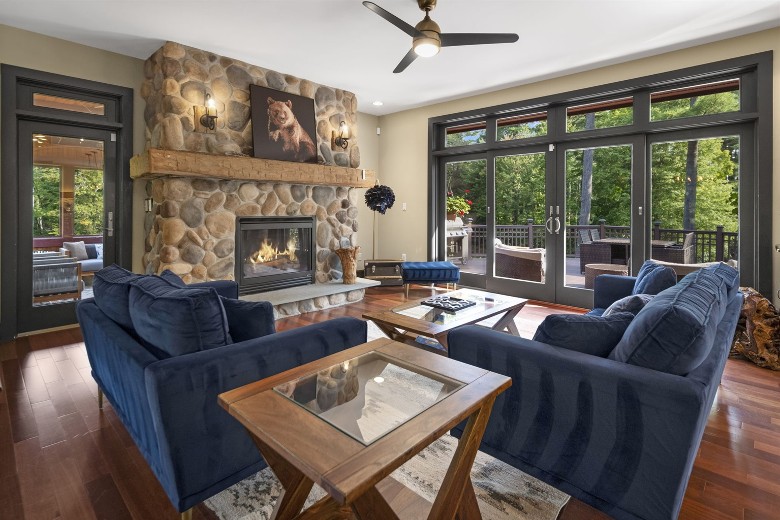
[401,261,460,297]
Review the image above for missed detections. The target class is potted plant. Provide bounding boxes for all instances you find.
[446,195,472,221]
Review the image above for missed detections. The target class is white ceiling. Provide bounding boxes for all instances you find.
[1,1,778,116]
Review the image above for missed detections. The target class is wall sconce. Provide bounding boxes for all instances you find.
[331,121,350,150]
[195,93,217,133]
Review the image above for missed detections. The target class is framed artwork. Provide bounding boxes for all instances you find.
[250,85,317,163]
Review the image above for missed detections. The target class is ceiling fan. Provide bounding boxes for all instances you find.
[363,0,519,73]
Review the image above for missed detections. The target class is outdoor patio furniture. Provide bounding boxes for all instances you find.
[584,262,629,289]
[33,256,82,303]
[495,244,545,282]
[653,232,695,264]
[580,241,613,274]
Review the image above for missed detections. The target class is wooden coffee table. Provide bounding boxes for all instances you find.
[219,338,511,520]
[363,288,528,350]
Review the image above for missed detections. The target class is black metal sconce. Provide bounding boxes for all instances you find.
[199,93,218,131]
[332,121,350,150]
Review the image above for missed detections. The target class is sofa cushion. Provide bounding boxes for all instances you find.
[93,264,143,330]
[532,312,635,357]
[603,294,655,317]
[95,244,104,258]
[160,269,186,287]
[632,261,676,295]
[85,244,98,259]
[63,240,88,260]
[610,265,735,375]
[129,280,231,357]
[80,258,104,273]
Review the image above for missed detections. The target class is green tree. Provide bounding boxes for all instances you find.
[32,166,61,237]
[74,168,104,236]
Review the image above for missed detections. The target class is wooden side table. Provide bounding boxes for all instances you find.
[219,339,511,520]
[584,263,629,289]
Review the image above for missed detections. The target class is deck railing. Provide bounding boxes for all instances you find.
[467,219,737,263]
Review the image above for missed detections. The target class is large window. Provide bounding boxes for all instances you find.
[429,53,772,301]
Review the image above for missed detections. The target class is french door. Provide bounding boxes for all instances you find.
[437,136,643,308]
[16,121,117,332]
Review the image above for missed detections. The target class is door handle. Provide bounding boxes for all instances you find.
[554,217,561,234]
[105,211,114,237]
[545,216,554,234]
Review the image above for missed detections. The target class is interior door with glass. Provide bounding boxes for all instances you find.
[557,136,642,308]
[17,121,116,333]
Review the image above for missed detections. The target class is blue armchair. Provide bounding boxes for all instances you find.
[448,263,741,520]
[78,266,367,517]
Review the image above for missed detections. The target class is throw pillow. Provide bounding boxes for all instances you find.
[95,244,104,258]
[632,260,676,295]
[85,244,98,259]
[220,297,276,342]
[129,279,231,357]
[610,266,730,375]
[603,294,655,317]
[63,241,88,261]
[532,312,635,357]
[92,264,143,329]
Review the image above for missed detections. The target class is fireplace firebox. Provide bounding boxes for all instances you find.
[235,216,315,295]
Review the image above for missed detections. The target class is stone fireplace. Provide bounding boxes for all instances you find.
[236,216,315,294]
[135,42,377,310]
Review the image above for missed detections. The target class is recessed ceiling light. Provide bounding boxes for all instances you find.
[372,101,383,106]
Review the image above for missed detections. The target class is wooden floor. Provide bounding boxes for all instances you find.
[0,285,778,520]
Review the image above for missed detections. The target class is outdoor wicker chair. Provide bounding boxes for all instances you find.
[580,241,613,274]
[495,244,545,282]
[653,232,695,264]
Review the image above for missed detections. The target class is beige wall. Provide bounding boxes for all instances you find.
[0,24,147,275]
[354,111,380,268]
[377,27,780,304]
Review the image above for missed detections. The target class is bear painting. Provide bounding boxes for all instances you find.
[250,85,318,164]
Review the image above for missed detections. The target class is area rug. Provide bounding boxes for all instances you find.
[204,433,569,519]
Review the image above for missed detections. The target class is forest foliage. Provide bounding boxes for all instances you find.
[33,166,103,238]
[445,89,739,234]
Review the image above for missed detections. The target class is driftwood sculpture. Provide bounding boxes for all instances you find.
[730,287,780,370]
[335,246,360,285]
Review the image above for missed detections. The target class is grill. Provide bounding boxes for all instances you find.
[445,219,470,264]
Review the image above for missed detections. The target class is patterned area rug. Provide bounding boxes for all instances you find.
[204,434,569,519]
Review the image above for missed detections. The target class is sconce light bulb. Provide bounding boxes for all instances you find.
[206,96,216,109]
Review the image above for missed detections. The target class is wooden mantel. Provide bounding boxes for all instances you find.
[130,148,376,188]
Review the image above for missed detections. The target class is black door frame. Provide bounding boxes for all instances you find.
[1,65,133,339]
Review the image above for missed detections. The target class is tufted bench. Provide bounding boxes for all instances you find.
[401,261,460,297]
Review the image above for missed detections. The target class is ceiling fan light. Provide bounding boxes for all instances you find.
[414,39,440,57]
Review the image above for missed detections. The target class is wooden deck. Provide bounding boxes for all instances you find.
[456,256,587,288]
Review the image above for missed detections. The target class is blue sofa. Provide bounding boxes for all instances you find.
[77,265,367,516]
[448,262,741,520]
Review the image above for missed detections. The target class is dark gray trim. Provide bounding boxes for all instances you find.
[1,64,134,339]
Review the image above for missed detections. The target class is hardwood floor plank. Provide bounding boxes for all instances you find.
[0,474,25,520]
[31,400,67,448]
[85,474,132,520]
[21,365,50,404]
[14,437,59,520]
[46,379,79,418]
[56,358,85,387]
[37,356,62,384]
[43,441,98,520]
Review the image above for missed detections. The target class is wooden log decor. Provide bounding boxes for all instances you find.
[335,246,360,285]
[731,287,780,370]
[130,148,376,188]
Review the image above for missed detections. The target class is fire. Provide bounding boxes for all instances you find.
[249,238,298,264]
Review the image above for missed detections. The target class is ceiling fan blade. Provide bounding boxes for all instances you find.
[363,1,425,38]
[393,49,419,74]
[440,33,520,47]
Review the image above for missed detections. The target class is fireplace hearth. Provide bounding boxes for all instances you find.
[236,216,315,295]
